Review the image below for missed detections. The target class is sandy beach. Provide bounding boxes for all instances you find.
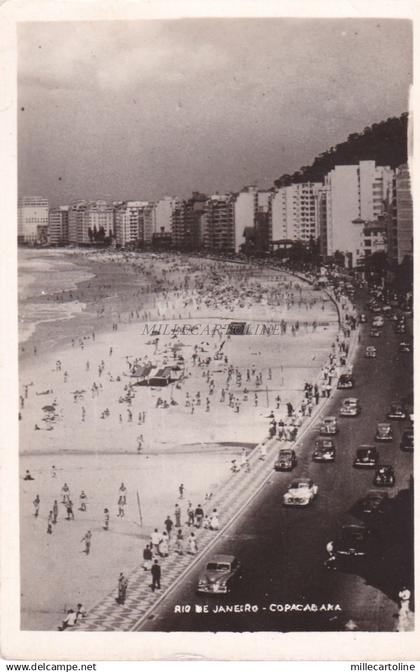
[19,250,340,629]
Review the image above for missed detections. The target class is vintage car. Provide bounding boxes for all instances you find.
[359,313,367,323]
[339,397,361,417]
[395,323,407,334]
[400,428,414,452]
[283,477,318,506]
[274,448,297,472]
[360,490,389,515]
[353,445,379,469]
[399,341,411,353]
[387,402,407,420]
[365,345,377,358]
[373,464,395,487]
[372,316,384,328]
[375,422,393,442]
[197,554,241,594]
[370,328,382,338]
[312,438,336,462]
[319,416,338,435]
[337,373,354,390]
[334,524,371,558]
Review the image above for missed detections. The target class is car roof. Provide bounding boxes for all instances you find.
[323,416,336,422]
[358,445,377,451]
[341,524,367,532]
[343,397,358,403]
[291,477,312,484]
[377,422,391,427]
[208,554,236,564]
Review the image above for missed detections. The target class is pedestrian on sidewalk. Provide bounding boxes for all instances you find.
[164,515,174,539]
[116,572,128,604]
[188,532,198,555]
[151,528,161,554]
[174,529,184,555]
[194,504,204,528]
[151,560,161,591]
[33,494,40,517]
[187,503,194,527]
[209,509,220,531]
[158,531,169,557]
[143,544,153,571]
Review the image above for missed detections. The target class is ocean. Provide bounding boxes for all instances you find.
[18,249,94,344]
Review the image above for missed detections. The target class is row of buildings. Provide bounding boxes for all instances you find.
[18,160,412,268]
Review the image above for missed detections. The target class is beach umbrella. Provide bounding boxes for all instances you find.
[42,405,56,412]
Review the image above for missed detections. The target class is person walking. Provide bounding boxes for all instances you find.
[142,544,153,571]
[118,482,127,505]
[117,495,125,518]
[174,503,181,527]
[66,500,75,521]
[151,559,161,591]
[103,508,110,531]
[33,494,40,517]
[174,528,184,555]
[46,511,53,535]
[81,530,92,555]
[151,528,161,554]
[52,499,58,524]
[158,531,169,557]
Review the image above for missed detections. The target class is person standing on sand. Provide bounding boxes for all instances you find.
[178,483,184,499]
[117,495,125,518]
[52,500,58,524]
[81,530,92,555]
[79,491,87,512]
[103,508,110,530]
[33,495,40,517]
[174,503,181,527]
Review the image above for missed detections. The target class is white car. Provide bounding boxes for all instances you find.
[283,477,318,506]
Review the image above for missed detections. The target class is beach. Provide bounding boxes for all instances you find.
[18,249,339,629]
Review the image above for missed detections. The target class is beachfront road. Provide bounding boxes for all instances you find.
[138,288,413,632]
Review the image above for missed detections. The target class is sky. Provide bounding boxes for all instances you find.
[18,18,412,207]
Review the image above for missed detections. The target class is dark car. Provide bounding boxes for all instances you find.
[395,324,407,334]
[387,403,407,420]
[312,438,336,462]
[373,464,395,487]
[197,554,241,594]
[335,524,371,558]
[337,374,354,390]
[370,329,381,338]
[353,446,378,469]
[274,448,297,472]
[360,490,389,515]
[400,429,414,452]
[375,422,393,442]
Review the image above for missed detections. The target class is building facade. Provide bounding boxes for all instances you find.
[172,192,207,250]
[68,200,114,245]
[270,182,322,245]
[322,161,393,267]
[203,194,236,252]
[48,206,69,245]
[114,201,150,248]
[18,196,49,244]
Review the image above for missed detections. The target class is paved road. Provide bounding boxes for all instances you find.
[139,288,413,632]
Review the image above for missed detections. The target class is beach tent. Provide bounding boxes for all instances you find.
[130,364,153,380]
[149,367,172,386]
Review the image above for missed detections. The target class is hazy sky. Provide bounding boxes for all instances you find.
[18,18,412,206]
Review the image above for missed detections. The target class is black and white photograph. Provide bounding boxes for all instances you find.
[0,0,417,662]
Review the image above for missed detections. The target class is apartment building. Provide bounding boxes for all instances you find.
[322,160,393,267]
[68,200,114,245]
[114,201,150,248]
[271,182,322,244]
[172,192,207,250]
[48,206,69,245]
[18,196,49,244]
[203,194,236,252]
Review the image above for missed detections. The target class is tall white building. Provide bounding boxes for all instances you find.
[153,196,179,239]
[323,160,393,266]
[270,183,322,243]
[48,206,69,245]
[234,186,258,253]
[18,196,49,244]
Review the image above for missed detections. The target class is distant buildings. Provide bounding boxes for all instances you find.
[18,196,49,244]
[18,160,412,272]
